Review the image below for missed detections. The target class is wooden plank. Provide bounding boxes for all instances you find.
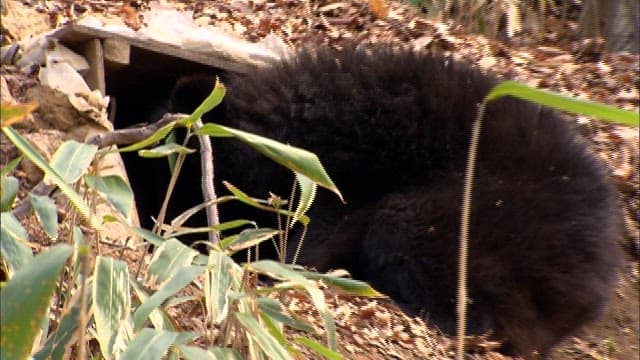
[50,24,257,73]
[103,38,130,69]
[81,38,106,94]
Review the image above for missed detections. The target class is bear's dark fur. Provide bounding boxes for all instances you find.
[142,44,622,357]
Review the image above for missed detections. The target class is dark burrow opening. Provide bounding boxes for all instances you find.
[105,46,228,238]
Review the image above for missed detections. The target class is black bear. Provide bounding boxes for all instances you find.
[140,44,623,357]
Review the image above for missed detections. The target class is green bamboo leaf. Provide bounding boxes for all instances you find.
[292,173,316,227]
[178,345,242,360]
[34,286,93,360]
[177,78,226,127]
[175,331,198,345]
[49,140,98,183]
[30,193,58,240]
[170,219,256,238]
[164,295,199,309]
[235,312,293,360]
[165,195,236,235]
[133,265,205,331]
[112,316,135,356]
[257,298,316,333]
[146,238,199,284]
[129,225,167,247]
[0,155,22,177]
[249,260,315,286]
[223,182,273,209]
[0,211,33,276]
[222,228,280,253]
[1,175,19,211]
[197,124,343,201]
[223,182,310,224]
[258,309,304,358]
[260,311,287,346]
[70,226,85,281]
[485,80,639,126]
[249,260,337,350]
[119,122,176,153]
[120,328,179,360]
[130,279,175,331]
[93,256,131,360]
[138,143,196,158]
[205,251,241,325]
[295,337,343,360]
[298,270,383,297]
[212,219,257,231]
[165,130,179,174]
[0,244,73,360]
[2,126,101,230]
[84,174,134,219]
[319,310,337,353]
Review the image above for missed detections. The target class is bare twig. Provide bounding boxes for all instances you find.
[86,113,186,148]
[282,178,298,262]
[89,113,220,245]
[134,131,189,278]
[193,120,220,244]
[290,224,308,266]
[9,113,184,219]
[76,246,90,360]
[14,112,189,223]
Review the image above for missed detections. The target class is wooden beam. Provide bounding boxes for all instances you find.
[81,38,106,94]
[51,24,258,74]
[103,38,130,70]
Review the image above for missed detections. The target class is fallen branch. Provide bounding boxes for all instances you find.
[14,112,221,247]
[86,113,185,147]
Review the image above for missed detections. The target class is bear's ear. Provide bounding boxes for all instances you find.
[170,74,219,115]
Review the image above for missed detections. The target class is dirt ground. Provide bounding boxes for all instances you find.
[1,0,638,359]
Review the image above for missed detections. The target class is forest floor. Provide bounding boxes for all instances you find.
[1,0,638,359]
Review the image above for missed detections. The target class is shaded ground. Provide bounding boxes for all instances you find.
[1,0,638,359]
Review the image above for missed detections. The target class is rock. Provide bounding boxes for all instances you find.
[20,130,65,184]
[0,75,16,104]
[0,0,51,43]
[23,85,83,131]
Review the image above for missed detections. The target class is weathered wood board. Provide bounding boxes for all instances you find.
[51,24,258,74]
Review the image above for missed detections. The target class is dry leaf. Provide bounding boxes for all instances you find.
[0,102,38,127]
[369,0,389,19]
[116,5,142,30]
